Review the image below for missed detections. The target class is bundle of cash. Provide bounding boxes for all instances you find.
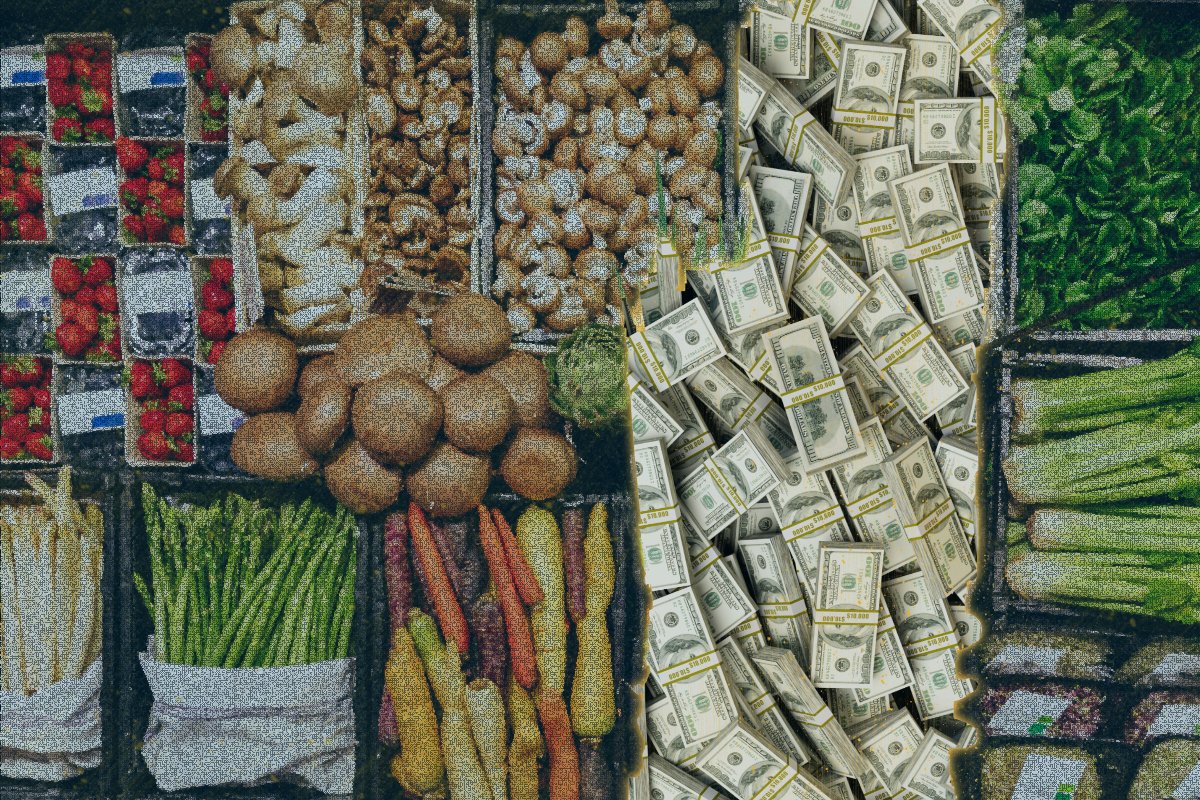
[739,534,814,663]
[695,721,838,800]
[635,439,691,592]
[809,542,885,688]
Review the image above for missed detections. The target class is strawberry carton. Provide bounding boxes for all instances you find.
[0,354,56,463]
[48,255,122,365]
[124,357,197,466]
[184,36,229,144]
[0,135,49,243]
[192,256,236,366]
[117,137,188,246]
[114,47,186,139]
[44,34,118,144]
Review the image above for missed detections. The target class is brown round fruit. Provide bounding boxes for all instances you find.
[440,374,514,453]
[499,428,577,501]
[406,442,491,518]
[324,439,403,515]
[230,412,319,481]
[297,355,342,397]
[430,294,512,368]
[483,351,551,428]
[352,371,442,465]
[334,313,433,386]
[295,379,352,456]
[215,330,298,413]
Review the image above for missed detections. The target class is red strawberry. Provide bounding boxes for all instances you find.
[202,279,234,311]
[143,212,167,242]
[198,309,229,341]
[225,306,237,333]
[16,172,41,206]
[91,64,112,89]
[168,224,185,245]
[0,167,15,189]
[5,387,31,412]
[2,414,29,441]
[209,258,234,283]
[164,152,185,184]
[55,323,91,357]
[139,409,166,432]
[175,442,195,462]
[15,213,45,241]
[167,382,194,411]
[148,179,169,200]
[100,339,121,361]
[147,158,165,181]
[23,433,53,461]
[73,286,97,307]
[11,357,43,385]
[47,80,76,108]
[31,388,50,411]
[27,405,49,432]
[160,189,185,219]
[83,117,115,142]
[82,257,113,285]
[0,437,21,460]
[64,42,93,59]
[116,138,149,174]
[11,143,40,172]
[0,364,18,388]
[52,117,84,142]
[0,220,8,240]
[129,362,158,399]
[51,257,83,294]
[137,429,171,461]
[121,177,149,206]
[186,50,206,74]
[46,53,71,80]
[77,84,111,115]
[160,359,190,389]
[71,57,92,80]
[0,189,28,218]
[207,339,226,365]
[123,214,146,240]
[94,283,119,313]
[165,412,192,437]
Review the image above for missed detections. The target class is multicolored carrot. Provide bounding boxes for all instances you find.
[385,623,445,796]
[561,507,587,624]
[467,679,510,800]
[383,512,412,629]
[536,691,580,800]
[448,518,487,603]
[516,507,568,695]
[470,594,509,690]
[430,518,470,601]
[507,679,543,800]
[570,503,616,738]
[409,503,470,655]
[478,507,538,689]
[491,509,544,607]
[378,687,399,746]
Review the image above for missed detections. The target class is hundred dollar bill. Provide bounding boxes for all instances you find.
[829,690,892,731]
[632,299,727,392]
[829,416,917,573]
[683,519,761,641]
[853,145,918,295]
[657,383,718,474]
[769,460,854,599]
[882,571,972,720]
[811,768,855,800]
[867,0,908,41]
[883,437,976,597]
[948,601,982,649]
[739,57,774,132]
[810,542,885,688]
[721,322,787,395]
[854,595,915,703]
[709,232,790,337]
[750,165,813,294]
[839,344,902,422]
[914,97,1006,163]
[630,373,686,446]
[844,270,969,419]
[636,439,683,529]
[897,729,956,800]
[813,29,841,66]
[795,0,880,41]
[718,636,815,765]
[686,359,798,462]
[830,40,907,155]
[896,35,958,148]
[792,226,870,335]
[649,754,729,800]
[931,306,985,350]
[694,720,837,800]
[844,375,874,427]
[935,343,977,438]
[812,194,867,274]
[641,521,691,592]
[763,318,866,473]
[852,709,925,794]
[739,144,755,182]
[739,535,813,664]
[888,163,985,322]
[751,646,871,778]
[955,162,1002,224]
[935,434,978,541]
[647,695,706,770]
[780,48,838,108]
[751,9,810,80]
[754,77,859,206]
[679,426,789,539]
[917,0,1002,85]
[738,502,783,539]
[733,614,771,654]
[646,586,742,745]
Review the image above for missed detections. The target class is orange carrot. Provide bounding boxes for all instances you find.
[536,692,580,800]
[478,507,539,689]
[491,508,545,606]
[409,503,470,655]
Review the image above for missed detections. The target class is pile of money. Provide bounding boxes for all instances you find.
[632,4,1001,798]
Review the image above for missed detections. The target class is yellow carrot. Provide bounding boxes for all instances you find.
[385,624,445,795]
[507,678,543,800]
[515,507,567,694]
[570,503,616,737]
[467,679,509,800]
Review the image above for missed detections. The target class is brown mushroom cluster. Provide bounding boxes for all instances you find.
[361,1,475,315]
[491,0,726,334]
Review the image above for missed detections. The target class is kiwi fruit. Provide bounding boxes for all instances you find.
[230,412,319,481]
[334,313,433,386]
[483,351,551,428]
[440,374,514,453]
[430,293,512,367]
[297,355,341,397]
[324,439,402,515]
[215,330,298,413]
[500,428,577,500]
[352,370,442,465]
[406,442,491,518]
[295,379,352,456]
[425,354,466,393]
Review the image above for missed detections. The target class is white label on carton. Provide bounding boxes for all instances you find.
[47,168,118,214]
[1152,654,1200,681]
[1173,761,1200,799]
[57,388,125,434]
[1012,754,1086,799]
[1,48,46,87]
[122,271,194,317]
[190,178,231,220]
[991,646,1065,675]
[987,691,1070,736]
[116,50,185,91]
[1150,704,1200,737]
[197,392,244,435]
[0,269,52,313]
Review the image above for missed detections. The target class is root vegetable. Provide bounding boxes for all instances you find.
[470,595,509,690]
[297,354,341,396]
[483,352,552,429]
[215,330,298,413]
[570,503,616,738]
[561,507,586,624]
[516,507,568,694]
[410,503,470,655]
[230,412,320,481]
[323,439,402,515]
[295,378,351,456]
[478,507,538,689]
[536,692,580,800]
[467,679,510,800]
[383,512,412,630]
[500,428,578,501]
[406,442,491,519]
[440,374,514,454]
[386,625,446,796]
[333,313,433,386]
[352,371,442,465]
[507,679,543,800]
[431,294,513,368]
[490,509,544,608]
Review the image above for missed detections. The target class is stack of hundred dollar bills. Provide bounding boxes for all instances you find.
[627,0,1001,797]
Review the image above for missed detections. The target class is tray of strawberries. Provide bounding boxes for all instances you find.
[116,137,187,245]
[50,255,122,363]
[1,355,55,463]
[125,356,196,466]
[0,135,48,243]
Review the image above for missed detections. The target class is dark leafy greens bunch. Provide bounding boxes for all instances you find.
[1011,3,1200,329]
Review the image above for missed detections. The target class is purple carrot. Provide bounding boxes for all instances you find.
[469,594,509,690]
[430,518,470,600]
[562,507,587,624]
[378,687,399,746]
[384,512,412,630]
